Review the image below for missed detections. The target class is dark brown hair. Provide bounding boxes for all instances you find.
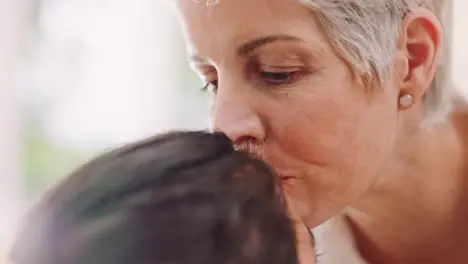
[11,131,297,264]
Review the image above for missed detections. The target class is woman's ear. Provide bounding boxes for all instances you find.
[395,7,443,106]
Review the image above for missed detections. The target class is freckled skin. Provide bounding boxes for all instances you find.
[176,0,400,227]
[176,0,468,262]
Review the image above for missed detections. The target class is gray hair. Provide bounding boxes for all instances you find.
[298,0,454,125]
[190,0,454,125]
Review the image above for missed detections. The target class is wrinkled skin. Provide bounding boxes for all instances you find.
[176,0,468,262]
[177,0,401,227]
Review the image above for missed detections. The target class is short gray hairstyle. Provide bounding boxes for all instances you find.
[188,0,454,125]
[298,0,454,125]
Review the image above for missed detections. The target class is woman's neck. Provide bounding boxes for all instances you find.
[346,111,468,263]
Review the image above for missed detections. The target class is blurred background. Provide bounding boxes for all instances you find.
[0,0,209,256]
[0,0,467,259]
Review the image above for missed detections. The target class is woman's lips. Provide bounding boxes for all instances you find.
[279,175,295,181]
[274,168,299,187]
[278,175,297,187]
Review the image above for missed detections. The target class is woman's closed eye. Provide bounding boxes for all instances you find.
[260,71,302,86]
[198,65,311,94]
[254,61,311,88]
[200,70,303,94]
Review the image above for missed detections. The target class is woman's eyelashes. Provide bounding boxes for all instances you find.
[250,58,309,88]
[259,70,303,86]
[199,69,305,94]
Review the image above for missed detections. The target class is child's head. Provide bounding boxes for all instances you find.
[11,131,298,264]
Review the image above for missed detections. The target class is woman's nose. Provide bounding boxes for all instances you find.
[210,86,265,145]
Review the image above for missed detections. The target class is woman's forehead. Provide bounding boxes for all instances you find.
[176,0,328,62]
[177,0,312,27]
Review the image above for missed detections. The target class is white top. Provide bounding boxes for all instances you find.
[312,215,369,264]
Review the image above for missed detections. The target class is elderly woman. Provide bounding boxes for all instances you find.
[174,0,468,263]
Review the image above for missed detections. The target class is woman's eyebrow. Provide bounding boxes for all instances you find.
[237,34,302,56]
[187,34,304,65]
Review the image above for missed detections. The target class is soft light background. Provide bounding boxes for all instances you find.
[0,0,467,259]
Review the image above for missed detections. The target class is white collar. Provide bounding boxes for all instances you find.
[311,214,369,264]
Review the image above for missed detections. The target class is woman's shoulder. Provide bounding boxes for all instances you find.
[312,214,369,264]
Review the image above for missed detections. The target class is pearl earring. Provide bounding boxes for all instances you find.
[399,94,413,109]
